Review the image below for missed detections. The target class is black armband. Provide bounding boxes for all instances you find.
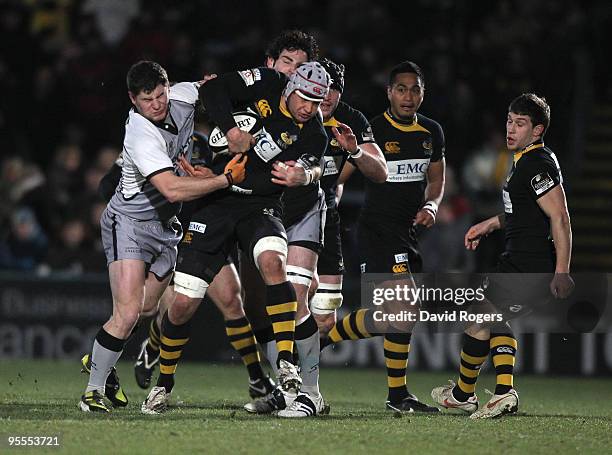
[98,163,122,202]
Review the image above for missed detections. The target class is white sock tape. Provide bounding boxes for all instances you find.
[287,265,314,287]
[173,271,209,299]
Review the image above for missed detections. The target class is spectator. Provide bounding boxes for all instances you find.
[0,207,48,271]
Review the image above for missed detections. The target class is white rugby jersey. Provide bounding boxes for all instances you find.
[108,82,199,221]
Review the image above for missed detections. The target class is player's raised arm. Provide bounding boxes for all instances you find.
[332,122,387,183]
[199,68,285,154]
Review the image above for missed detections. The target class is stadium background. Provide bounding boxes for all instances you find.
[1,0,611,376]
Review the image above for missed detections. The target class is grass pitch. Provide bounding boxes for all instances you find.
[1,360,610,454]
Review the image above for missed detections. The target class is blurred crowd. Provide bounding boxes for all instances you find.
[0,0,607,275]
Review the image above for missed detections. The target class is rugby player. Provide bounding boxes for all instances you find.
[79,61,247,413]
[84,111,276,405]
[323,61,445,413]
[141,61,331,414]
[309,57,387,336]
[228,31,338,418]
[431,93,573,418]
[133,30,320,401]
[242,57,388,418]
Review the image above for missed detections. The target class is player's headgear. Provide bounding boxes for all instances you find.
[318,58,345,93]
[283,62,331,102]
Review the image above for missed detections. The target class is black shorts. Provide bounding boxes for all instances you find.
[176,194,286,283]
[317,206,344,275]
[357,220,422,275]
[483,251,555,319]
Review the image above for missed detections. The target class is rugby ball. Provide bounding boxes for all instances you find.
[208,109,263,156]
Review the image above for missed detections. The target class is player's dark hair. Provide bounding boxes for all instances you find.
[265,29,319,62]
[319,57,345,93]
[126,60,168,95]
[509,93,551,136]
[388,61,425,87]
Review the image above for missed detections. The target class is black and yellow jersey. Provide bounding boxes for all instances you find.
[319,101,376,209]
[281,101,374,226]
[503,141,562,253]
[200,67,327,198]
[360,110,445,226]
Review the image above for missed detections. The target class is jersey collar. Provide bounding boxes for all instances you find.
[323,116,340,127]
[383,109,429,133]
[152,102,178,134]
[279,98,303,129]
[513,140,544,163]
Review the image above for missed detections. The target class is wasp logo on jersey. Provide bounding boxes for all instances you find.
[392,263,408,274]
[257,99,272,118]
[280,132,294,145]
[385,141,401,153]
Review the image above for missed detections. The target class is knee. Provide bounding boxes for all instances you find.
[253,236,287,283]
[114,306,141,332]
[314,312,336,336]
[309,273,319,299]
[140,306,158,319]
[257,251,286,282]
[169,293,199,325]
[295,299,311,320]
[310,289,342,320]
[216,291,244,320]
[141,299,159,318]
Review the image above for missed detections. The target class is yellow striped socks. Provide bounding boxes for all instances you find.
[265,282,298,365]
[453,334,490,402]
[328,309,375,344]
[225,317,265,381]
[384,333,411,402]
[490,333,517,395]
[156,312,191,393]
[146,318,161,356]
